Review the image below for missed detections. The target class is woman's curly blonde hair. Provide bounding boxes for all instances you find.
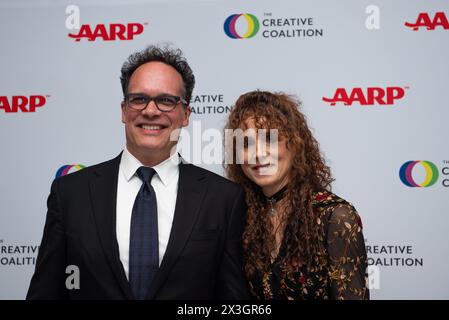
[224,90,333,276]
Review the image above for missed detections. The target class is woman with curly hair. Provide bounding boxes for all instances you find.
[224,90,369,300]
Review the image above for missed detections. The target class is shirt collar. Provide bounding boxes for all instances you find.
[120,147,180,186]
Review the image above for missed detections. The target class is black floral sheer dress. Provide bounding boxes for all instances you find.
[247,191,369,300]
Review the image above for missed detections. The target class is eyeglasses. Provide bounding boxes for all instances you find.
[124,93,188,112]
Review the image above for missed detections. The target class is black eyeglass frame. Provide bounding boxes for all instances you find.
[124,93,188,112]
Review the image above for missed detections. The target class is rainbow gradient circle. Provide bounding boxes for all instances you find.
[55,164,86,178]
[224,14,260,39]
[399,160,439,187]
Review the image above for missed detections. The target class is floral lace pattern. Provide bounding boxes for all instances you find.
[248,191,369,300]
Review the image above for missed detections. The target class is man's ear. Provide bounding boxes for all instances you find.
[182,106,191,127]
[121,101,126,124]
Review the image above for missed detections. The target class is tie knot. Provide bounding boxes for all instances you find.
[136,166,156,183]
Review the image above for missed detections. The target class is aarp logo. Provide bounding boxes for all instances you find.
[405,12,449,31]
[322,87,407,106]
[65,5,146,42]
[0,95,49,113]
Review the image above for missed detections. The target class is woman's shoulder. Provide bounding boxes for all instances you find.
[312,190,350,207]
[312,190,363,229]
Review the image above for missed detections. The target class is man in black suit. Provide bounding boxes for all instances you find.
[27,45,250,299]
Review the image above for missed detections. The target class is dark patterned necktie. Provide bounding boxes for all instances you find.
[129,166,159,300]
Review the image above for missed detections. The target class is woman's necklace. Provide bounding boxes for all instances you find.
[265,185,288,215]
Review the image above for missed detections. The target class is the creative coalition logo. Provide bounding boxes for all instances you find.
[56,164,86,178]
[405,12,449,31]
[223,12,324,39]
[0,239,38,266]
[366,240,424,268]
[189,94,232,115]
[224,14,259,39]
[399,160,449,188]
[65,5,146,41]
[399,161,438,187]
[0,95,49,113]
[322,87,408,106]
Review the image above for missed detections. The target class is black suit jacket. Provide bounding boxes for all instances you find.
[27,154,250,299]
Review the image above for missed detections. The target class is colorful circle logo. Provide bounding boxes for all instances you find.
[224,14,260,39]
[399,160,439,187]
[55,164,85,178]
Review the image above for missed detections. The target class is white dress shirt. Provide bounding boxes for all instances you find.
[116,148,179,280]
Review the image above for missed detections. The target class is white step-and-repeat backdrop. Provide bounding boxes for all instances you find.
[1,0,448,299]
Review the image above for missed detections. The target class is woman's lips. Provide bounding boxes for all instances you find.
[252,163,270,170]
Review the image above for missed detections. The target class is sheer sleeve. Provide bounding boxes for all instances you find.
[326,204,369,300]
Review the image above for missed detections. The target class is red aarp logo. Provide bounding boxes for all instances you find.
[405,12,449,31]
[68,23,146,41]
[0,95,49,113]
[322,87,407,106]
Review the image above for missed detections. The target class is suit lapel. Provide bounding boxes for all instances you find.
[146,162,207,299]
[89,154,133,299]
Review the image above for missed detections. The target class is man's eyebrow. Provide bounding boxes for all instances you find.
[127,92,177,96]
